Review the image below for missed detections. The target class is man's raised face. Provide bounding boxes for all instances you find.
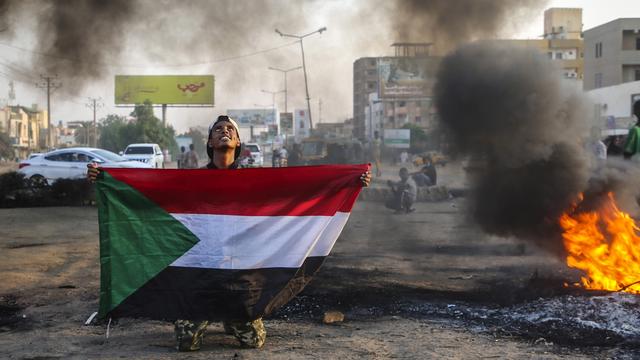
[209,120,240,150]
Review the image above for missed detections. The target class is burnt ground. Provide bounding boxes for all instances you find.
[0,199,639,359]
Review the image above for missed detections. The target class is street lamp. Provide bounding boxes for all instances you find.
[261,89,285,109]
[268,65,302,113]
[275,26,326,130]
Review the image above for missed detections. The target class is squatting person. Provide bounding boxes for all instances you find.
[88,115,371,351]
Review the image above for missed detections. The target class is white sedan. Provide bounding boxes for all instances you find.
[18,147,152,186]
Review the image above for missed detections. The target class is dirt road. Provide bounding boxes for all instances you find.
[0,200,629,359]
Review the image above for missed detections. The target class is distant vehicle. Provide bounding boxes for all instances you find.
[300,137,364,165]
[28,153,43,160]
[18,147,152,186]
[121,143,164,168]
[244,143,263,167]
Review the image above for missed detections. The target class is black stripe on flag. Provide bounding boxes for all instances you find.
[109,256,326,321]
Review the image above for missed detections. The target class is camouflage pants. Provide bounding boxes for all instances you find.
[174,318,266,351]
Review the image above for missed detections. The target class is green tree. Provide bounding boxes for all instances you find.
[0,131,14,160]
[97,100,177,154]
[130,100,177,152]
[402,123,428,153]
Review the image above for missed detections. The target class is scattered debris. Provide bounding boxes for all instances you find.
[322,311,345,324]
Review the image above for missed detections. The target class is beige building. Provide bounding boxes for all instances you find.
[0,105,50,159]
[499,8,584,80]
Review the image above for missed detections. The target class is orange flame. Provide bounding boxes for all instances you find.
[560,192,640,294]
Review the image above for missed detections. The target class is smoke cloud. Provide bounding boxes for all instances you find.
[33,0,136,86]
[435,42,590,254]
[393,0,548,54]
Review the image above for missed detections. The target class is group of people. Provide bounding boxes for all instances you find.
[178,144,199,169]
[384,156,438,214]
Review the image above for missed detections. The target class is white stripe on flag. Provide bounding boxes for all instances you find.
[169,212,350,270]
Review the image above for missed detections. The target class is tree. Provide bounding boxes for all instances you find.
[402,123,428,153]
[0,131,14,160]
[97,100,178,154]
[130,100,177,152]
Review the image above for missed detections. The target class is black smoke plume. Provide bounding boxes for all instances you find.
[35,0,137,85]
[435,42,589,254]
[393,0,547,53]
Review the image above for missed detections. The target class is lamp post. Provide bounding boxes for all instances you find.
[261,89,285,110]
[275,26,326,130]
[268,66,302,113]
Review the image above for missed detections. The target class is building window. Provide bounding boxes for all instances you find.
[637,38,640,50]
[367,82,376,90]
[415,116,421,123]
[595,73,603,88]
[636,70,640,81]
[369,60,376,67]
[595,42,603,58]
[555,52,563,60]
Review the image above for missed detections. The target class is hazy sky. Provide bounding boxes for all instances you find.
[0,0,639,134]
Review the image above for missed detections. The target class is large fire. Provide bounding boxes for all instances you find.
[560,192,640,294]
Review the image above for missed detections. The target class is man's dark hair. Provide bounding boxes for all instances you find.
[180,146,185,152]
[189,144,195,150]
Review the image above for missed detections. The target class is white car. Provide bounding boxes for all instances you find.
[18,147,152,186]
[244,143,263,167]
[121,143,164,168]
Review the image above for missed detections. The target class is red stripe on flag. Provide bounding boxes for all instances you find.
[103,164,368,216]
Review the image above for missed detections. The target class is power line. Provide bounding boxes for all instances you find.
[0,41,299,68]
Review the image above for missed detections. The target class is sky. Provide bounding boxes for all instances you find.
[0,0,639,134]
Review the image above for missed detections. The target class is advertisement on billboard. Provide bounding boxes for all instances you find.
[294,109,310,140]
[383,129,411,149]
[280,112,293,135]
[227,109,278,127]
[378,58,435,99]
[115,75,214,105]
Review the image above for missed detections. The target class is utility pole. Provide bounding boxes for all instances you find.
[318,98,322,124]
[275,26,326,131]
[86,97,103,147]
[36,75,61,149]
[268,66,302,113]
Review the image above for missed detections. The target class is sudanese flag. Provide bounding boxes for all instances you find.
[96,164,367,321]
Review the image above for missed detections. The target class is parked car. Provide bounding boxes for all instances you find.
[244,143,263,167]
[18,147,152,186]
[121,143,164,168]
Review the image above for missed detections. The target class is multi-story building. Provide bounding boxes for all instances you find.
[498,8,584,80]
[584,18,640,90]
[0,105,49,158]
[353,43,440,142]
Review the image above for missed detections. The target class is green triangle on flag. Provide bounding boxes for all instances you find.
[96,171,199,318]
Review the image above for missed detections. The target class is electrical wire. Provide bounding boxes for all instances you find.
[0,41,299,68]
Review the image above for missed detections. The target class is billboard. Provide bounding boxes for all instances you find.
[227,109,278,127]
[294,109,310,140]
[378,57,436,99]
[383,129,411,149]
[115,75,214,105]
[280,112,293,135]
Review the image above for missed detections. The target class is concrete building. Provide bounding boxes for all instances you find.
[0,105,49,158]
[584,18,640,90]
[587,80,640,129]
[353,43,440,142]
[544,8,583,40]
[498,8,584,80]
